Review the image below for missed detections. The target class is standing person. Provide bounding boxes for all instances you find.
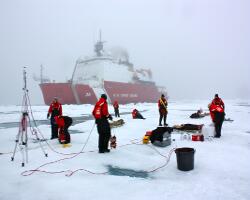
[209,94,225,122]
[209,94,225,138]
[92,94,113,153]
[113,100,120,117]
[47,97,62,139]
[158,94,168,126]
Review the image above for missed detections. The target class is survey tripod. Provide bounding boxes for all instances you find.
[11,67,48,167]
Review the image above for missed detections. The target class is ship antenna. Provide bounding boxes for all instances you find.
[99,30,102,42]
[40,64,44,84]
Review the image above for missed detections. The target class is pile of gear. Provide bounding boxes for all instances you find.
[109,119,125,128]
[143,127,173,147]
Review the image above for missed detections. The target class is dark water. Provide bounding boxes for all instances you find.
[0,111,134,129]
[0,111,20,114]
[235,103,250,107]
[107,165,149,178]
[0,116,93,129]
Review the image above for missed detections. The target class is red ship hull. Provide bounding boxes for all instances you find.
[40,83,77,105]
[40,81,161,105]
[104,81,160,104]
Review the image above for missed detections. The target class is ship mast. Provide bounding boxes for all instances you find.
[40,65,44,84]
[99,30,102,42]
[70,59,81,104]
[94,30,105,56]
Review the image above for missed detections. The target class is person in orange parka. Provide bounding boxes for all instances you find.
[54,115,72,144]
[92,94,113,153]
[209,94,225,138]
[47,97,62,139]
[113,100,120,117]
[209,94,225,122]
[158,94,168,126]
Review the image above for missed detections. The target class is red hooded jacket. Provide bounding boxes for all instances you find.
[92,97,109,119]
[54,116,65,128]
[209,103,225,122]
[113,101,119,109]
[48,101,62,116]
[211,97,225,109]
[132,109,138,119]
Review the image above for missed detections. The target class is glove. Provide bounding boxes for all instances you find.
[108,115,113,121]
[47,113,50,119]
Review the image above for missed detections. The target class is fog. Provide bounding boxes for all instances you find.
[0,0,249,105]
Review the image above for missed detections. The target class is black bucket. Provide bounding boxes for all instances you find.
[175,147,195,171]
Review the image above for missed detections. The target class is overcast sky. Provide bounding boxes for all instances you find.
[0,0,249,105]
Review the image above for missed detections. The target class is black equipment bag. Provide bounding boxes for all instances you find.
[150,127,173,143]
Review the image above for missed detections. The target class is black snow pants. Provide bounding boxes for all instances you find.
[50,114,59,139]
[214,112,225,138]
[96,118,111,152]
[114,108,120,117]
[159,109,167,125]
[63,116,72,143]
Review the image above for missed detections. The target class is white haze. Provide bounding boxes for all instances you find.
[0,0,249,105]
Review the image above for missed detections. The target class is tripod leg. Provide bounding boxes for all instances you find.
[18,129,26,167]
[11,131,21,161]
[33,129,48,157]
[20,127,28,167]
[24,128,28,165]
[21,144,25,167]
[11,116,27,167]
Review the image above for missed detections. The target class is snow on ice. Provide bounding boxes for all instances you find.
[0,100,250,200]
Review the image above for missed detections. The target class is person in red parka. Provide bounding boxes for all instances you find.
[113,100,120,117]
[158,94,168,126]
[211,94,225,109]
[209,94,225,138]
[92,94,113,153]
[132,109,145,119]
[54,115,72,144]
[47,97,62,139]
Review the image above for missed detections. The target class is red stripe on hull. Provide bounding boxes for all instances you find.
[104,81,160,104]
[40,83,76,105]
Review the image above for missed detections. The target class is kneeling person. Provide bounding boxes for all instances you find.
[54,115,72,144]
[132,109,145,119]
